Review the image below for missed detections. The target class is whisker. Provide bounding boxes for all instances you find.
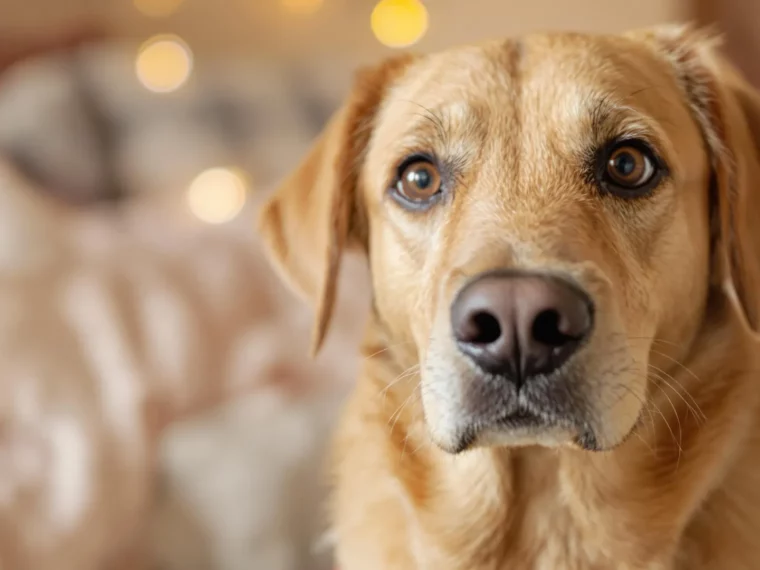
[409,436,433,458]
[648,351,706,415]
[400,422,422,461]
[625,336,685,350]
[622,336,707,425]
[377,364,420,408]
[363,340,416,362]
[613,382,658,458]
[388,390,421,436]
[648,361,706,424]
[649,377,684,469]
[648,347,703,382]
[646,397,678,458]
[617,358,676,450]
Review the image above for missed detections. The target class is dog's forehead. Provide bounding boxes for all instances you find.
[377,34,674,134]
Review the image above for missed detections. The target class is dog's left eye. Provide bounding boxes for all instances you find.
[391,158,443,207]
[598,140,664,197]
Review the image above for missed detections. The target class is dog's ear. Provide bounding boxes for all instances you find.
[258,56,413,354]
[637,24,760,338]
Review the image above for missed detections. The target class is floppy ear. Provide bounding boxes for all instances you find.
[258,56,413,354]
[640,25,760,338]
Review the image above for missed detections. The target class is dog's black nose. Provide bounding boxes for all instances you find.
[450,273,593,385]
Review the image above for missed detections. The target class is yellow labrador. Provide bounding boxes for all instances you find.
[259,24,760,569]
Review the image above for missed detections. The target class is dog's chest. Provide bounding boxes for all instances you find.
[494,502,614,570]
[410,490,620,570]
[497,481,616,570]
[411,452,659,570]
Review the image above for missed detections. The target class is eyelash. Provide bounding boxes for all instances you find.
[396,153,437,177]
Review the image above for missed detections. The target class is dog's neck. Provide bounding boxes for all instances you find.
[361,301,760,568]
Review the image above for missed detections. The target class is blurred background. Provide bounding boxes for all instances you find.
[0,1,757,569]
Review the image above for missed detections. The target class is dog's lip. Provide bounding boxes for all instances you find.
[445,409,570,454]
[494,408,549,428]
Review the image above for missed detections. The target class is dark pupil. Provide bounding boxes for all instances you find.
[409,168,431,189]
[613,152,636,177]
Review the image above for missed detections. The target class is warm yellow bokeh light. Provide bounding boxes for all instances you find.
[371,0,428,48]
[280,0,324,15]
[135,35,193,93]
[134,0,185,18]
[186,167,248,224]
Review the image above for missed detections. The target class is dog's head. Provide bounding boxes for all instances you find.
[259,25,760,453]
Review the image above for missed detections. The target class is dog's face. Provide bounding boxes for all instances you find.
[260,27,760,453]
[361,35,713,452]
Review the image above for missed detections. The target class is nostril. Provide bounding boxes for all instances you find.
[468,311,502,344]
[532,309,575,347]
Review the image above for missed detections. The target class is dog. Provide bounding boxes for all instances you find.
[259,23,760,569]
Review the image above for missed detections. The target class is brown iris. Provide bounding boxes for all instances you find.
[397,161,442,202]
[605,145,654,189]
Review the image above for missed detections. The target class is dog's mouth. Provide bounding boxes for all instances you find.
[444,407,568,454]
[446,393,623,453]
[423,343,637,454]
[441,384,599,454]
[495,408,546,429]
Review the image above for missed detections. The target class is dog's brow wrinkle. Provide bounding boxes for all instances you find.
[396,99,451,149]
[586,94,665,150]
[590,93,615,138]
[626,86,653,99]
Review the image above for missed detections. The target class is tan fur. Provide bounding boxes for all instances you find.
[259,24,760,569]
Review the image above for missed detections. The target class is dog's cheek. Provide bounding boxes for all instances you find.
[570,263,651,447]
[370,278,426,373]
[650,244,711,360]
[579,336,650,449]
[419,332,475,451]
[385,267,444,362]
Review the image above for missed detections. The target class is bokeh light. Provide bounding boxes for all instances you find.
[133,0,185,18]
[371,0,429,48]
[186,167,249,224]
[135,35,193,93]
[280,0,324,16]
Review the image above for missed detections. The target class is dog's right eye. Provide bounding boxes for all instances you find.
[391,157,443,208]
[596,139,666,198]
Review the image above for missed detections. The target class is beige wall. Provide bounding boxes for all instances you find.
[1,0,688,61]
[696,0,760,86]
